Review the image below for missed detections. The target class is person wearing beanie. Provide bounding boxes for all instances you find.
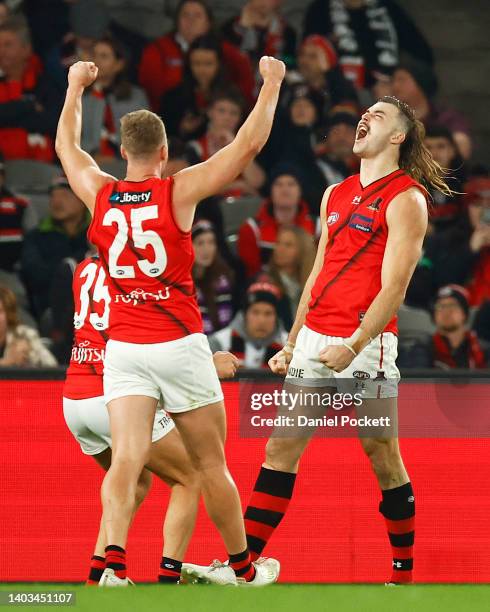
[392,59,471,159]
[208,279,288,369]
[303,0,433,89]
[431,285,487,369]
[289,34,358,112]
[191,219,236,335]
[237,163,315,277]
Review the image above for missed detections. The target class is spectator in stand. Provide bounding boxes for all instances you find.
[238,163,315,278]
[44,0,111,91]
[0,16,63,162]
[160,33,231,140]
[464,177,490,307]
[192,220,236,335]
[139,0,254,110]
[81,36,148,163]
[314,111,358,186]
[304,0,433,90]
[284,35,358,112]
[392,58,472,159]
[263,226,316,330]
[21,177,89,319]
[0,284,57,367]
[222,0,296,81]
[424,125,466,234]
[187,90,266,196]
[0,1,10,26]
[208,279,287,369]
[431,285,487,369]
[0,154,29,274]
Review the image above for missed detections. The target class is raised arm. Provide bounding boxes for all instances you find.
[172,56,285,229]
[269,185,335,375]
[55,62,115,214]
[320,187,428,372]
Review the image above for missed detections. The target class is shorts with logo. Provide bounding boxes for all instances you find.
[63,395,175,455]
[286,325,400,398]
[103,333,224,413]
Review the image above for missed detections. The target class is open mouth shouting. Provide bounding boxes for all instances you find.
[356,121,369,141]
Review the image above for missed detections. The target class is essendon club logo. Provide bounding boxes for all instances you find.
[367,197,382,211]
[109,190,152,205]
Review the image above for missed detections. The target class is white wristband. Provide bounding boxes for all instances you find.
[342,342,357,357]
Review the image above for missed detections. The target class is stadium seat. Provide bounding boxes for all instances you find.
[398,304,435,340]
[220,195,262,237]
[5,160,60,194]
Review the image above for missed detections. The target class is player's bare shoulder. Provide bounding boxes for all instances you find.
[386,186,428,236]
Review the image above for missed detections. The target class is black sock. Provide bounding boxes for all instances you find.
[380,482,415,583]
[158,556,182,584]
[244,467,297,560]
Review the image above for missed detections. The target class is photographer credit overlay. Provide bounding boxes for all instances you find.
[239,376,490,439]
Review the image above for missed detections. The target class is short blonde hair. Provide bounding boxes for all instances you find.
[120,110,167,159]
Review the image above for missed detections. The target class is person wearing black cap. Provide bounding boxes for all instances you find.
[237,162,315,277]
[21,176,89,318]
[392,58,471,159]
[431,285,487,369]
[208,279,287,369]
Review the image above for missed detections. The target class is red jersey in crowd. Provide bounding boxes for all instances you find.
[63,257,109,400]
[87,176,203,343]
[307,169,427,337]
[138,33,255,110]
[238,199,315,277]
[0,55,54,162]
[467,248,490,307]
[432,331,487,369]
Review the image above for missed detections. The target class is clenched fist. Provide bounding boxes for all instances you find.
[268,347,293,376]
[68,61,98,89]
[259,56,286,86]
[213,351,239,379]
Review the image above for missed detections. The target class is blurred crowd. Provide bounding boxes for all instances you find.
[0,0,489,370]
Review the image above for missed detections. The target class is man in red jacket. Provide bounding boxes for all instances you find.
[0,16,62,161]
[238,163,315,277]
[138,0,254,110]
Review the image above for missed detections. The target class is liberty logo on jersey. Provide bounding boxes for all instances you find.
[109,190,152,205]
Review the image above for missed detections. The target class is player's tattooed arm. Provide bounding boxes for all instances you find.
[348,187,428,355]
[56,62,115,214]
[172,56,285,229]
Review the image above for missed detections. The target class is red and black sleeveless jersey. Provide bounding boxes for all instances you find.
[306,169,427,337]
[87,177,203,343]
[63,257,109,400]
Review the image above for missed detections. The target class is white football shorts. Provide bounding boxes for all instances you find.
[63,395,174,455]
[103,333,224,412]
[286,325,400,398]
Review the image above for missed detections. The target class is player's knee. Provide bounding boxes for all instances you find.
[265,438,303,472]
[363,438,400,477]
